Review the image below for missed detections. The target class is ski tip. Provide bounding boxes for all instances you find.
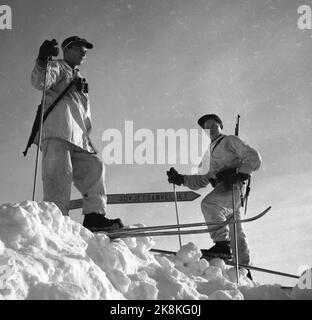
[265,206,272,213]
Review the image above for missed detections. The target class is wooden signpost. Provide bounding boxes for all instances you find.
[69,191,200,210]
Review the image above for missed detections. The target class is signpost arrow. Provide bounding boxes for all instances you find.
[69,191,201,210]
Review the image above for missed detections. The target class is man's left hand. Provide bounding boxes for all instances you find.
[167,167,184,186]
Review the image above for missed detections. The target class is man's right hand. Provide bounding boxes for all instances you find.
[38,39,59,62]
[221,170,250,189]
[167,167,184,186]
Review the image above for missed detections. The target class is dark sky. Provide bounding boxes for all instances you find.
[0,0,311,285]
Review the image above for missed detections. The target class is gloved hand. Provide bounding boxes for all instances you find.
[208,178,217,188]
[38,39,59,62]
[167,167,184,186]
[223,171,250,189]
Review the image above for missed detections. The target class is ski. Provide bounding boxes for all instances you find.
[150,249,299,279]
[108,225,226,239]
[95,206,271,238]
[226,261,299,279]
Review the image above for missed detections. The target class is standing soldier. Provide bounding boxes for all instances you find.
[167,114,261,277]
[29,36,123,231]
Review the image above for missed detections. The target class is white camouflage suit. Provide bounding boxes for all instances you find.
[183,134,261,265]
[31,59,107,216]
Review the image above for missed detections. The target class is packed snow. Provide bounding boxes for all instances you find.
[0,201,311,300]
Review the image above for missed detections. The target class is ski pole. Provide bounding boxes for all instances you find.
[173,184,182,249]
[233,114,241,284]
[232,184,240,284]
[32,59,50,201]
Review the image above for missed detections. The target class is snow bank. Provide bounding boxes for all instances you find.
[0,201,310,300]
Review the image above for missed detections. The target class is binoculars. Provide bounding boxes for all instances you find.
[75,77,89,93]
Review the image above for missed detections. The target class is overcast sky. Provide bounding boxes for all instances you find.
[1,0,312,286]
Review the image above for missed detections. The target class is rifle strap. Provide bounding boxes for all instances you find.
[210,135,226,155]
[23,80,75,157]
[43,80,75,122]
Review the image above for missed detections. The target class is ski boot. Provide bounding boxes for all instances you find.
[201,241,233,262]
[201,242,253,280]
[83,213,124,232]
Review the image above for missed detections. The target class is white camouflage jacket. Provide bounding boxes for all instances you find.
[31,59,95,153]
[184,134,262,190]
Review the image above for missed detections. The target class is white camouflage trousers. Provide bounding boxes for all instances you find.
[201,182,250,265]
[41,138,107,216]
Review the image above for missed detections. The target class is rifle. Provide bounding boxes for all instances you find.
[235,114,251,215]
[235,114,240,137]
[234,115,245,207]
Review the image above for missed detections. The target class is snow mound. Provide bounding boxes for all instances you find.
[0,201,310,300]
